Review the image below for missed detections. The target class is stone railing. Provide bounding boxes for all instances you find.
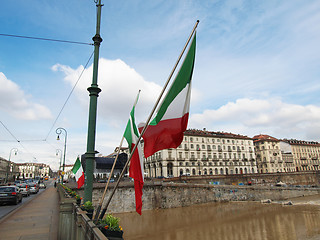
[57,184,108,240]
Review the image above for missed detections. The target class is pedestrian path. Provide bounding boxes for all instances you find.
[0,184,59,240]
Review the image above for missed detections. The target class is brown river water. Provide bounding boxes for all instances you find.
[115,195,320,240]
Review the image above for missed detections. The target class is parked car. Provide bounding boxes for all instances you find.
[39,182,46,189]
[20,183,31,197]
[0,186,23,205]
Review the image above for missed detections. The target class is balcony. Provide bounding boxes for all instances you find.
[184,147,189,151]
[165,157,175,161]
[201,157,208,161]
[190,157,197,161]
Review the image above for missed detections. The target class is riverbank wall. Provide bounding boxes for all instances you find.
[73,172,320,213]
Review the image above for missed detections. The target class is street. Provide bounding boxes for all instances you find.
[0,179,54,220]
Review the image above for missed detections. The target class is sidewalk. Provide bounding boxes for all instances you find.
[0,184,59,240]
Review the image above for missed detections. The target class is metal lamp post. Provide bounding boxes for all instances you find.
[6,148,18,183]
[56,149,63,183]
[84,0,103,202]
[56,128,67,182]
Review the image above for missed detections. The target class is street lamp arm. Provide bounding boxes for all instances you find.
[56,127,68,173]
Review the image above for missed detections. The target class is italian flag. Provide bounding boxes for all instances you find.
[140,32,196,158]
[124,92,144,215]
[72,157,85,189]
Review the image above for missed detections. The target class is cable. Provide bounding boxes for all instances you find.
[0,51,94,161]
[0,120,21,143]
[0,33,93,46]
[44,51,95,140]
[0,120,38,159]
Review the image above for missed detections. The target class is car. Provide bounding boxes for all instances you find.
[0,186,23,205]
[29,182,39,194]
[20,183,31,197]
[39,182,46,189]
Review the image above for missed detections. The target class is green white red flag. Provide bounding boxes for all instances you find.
[139,32,196,158]
[124,92,144,215]
[72,157,85,189]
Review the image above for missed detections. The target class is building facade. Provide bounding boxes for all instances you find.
[282,139,320,172]
[279,141,295,172]
[253,134,284,173]
[144,129,257,178]
[0,157,19,183]
[17,163,52,179]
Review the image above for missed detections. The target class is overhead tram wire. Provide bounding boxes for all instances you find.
[0,35,95,161]
[0,120,39,160]
[44,51,95,141]
[0,33,93,46]
[1,51,94,147]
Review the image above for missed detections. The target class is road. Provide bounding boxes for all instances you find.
[0,180,54,220]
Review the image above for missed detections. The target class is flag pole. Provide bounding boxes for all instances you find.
[92,136,125,222]
[94,89,140,221]
[98,20,199,219]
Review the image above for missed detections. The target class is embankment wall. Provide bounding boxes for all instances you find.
[74,172,320,213]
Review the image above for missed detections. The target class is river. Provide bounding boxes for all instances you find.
[115,194,320,240]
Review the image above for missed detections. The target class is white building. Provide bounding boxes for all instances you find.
[17,163,52,179]
[253,134,283,173]
[144,129,257,178]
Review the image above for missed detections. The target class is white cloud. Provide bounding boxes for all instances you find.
[189,98,320,141]
[52,58,163,128]
[0,72,52,120]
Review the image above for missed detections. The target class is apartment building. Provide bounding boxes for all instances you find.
[17,163,52,179]
[253,134,283,173]
[282,139,320,172]
[144,129,257,178]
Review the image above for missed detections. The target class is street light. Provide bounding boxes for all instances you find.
[6,148,18,183]
[56,127,67,176]
[56,149,62,183]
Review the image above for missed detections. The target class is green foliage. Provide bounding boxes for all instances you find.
[82,201,94,210]
[99,214,122,231]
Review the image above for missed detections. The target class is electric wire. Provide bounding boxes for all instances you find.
[0,33,93,46]
[0,51,94,161]
[0,120,38,160]
[44,50,94,140]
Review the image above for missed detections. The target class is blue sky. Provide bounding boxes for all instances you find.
[1,0,320,170]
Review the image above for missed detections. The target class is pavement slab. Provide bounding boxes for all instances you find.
[0,184,59,240]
